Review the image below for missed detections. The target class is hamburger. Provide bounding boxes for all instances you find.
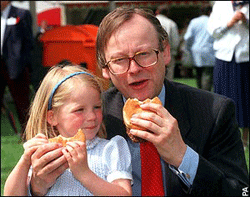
[123,97,162,143]
[48,128,86,147]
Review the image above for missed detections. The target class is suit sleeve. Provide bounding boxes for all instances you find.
[21,10,34,54]
[190,98,249,196]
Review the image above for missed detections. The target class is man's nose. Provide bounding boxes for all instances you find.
[128,59,142,74]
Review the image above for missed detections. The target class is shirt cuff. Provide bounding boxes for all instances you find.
[27,183,32,196]
[169,145,199,187]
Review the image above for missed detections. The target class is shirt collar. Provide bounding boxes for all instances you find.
[158,84,166,106]
[122,84,166,106]
[1,4,11,19]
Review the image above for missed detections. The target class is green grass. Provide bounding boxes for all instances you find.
[1,78,249,195]
[174,77,197,88]
[1,104,23,195]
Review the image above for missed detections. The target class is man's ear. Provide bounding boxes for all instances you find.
[47,110,57,126]
[163,41,171,66]
[102,67,111,79]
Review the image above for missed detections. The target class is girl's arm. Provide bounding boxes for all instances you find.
[62,141,132,196]
[4,134,48,196]
[4,147,37,196]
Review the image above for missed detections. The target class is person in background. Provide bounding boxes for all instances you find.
[207,1,249,148]
[4,65,132,196]
[36,19,51,41]
[156,4,180,80]
[38,20,49,34]
[24,7,249,196]
[184,6,215,91]
[1,0,34,136]
[31,20,50,92]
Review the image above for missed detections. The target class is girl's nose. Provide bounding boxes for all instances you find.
[86,110,97,120]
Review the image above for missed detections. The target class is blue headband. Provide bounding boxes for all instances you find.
[48,71,93,110]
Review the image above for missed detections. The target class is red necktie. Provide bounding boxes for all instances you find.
[140,141,165,196]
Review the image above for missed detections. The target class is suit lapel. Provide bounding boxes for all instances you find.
[163,79,193,195]
[104,89,127,139]
[4,6,16,45]
[164,79,191,139]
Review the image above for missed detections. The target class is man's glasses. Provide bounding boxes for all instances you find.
[104,49,159,75]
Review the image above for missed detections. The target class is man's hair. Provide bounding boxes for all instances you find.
[96,6,169,69]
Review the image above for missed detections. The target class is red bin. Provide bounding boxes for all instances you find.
[40,24,109,89]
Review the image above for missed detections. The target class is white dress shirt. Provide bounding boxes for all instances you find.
[207,1,249,63]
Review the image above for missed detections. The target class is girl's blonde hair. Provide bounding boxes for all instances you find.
[25,64,106,141]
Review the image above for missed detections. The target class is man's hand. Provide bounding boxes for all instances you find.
[23,133,48,166]
[130,102,187,167]
[30,143,69,196]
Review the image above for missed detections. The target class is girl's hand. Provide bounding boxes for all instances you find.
[22,133,49,165]
[62,141,89,181]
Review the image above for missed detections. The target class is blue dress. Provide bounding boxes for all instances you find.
[213,55,249,127]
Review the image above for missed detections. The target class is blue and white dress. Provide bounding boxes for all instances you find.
[29,135,132,196]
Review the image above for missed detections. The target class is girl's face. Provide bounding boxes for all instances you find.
[49,84,102,141]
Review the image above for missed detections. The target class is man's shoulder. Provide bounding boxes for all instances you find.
[103,86,120,100]
[102,86,123,110]
[191,15,208,24]
[166,80,231,106]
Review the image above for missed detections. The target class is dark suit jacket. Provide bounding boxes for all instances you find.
[2,5,33,79]
[103,79,249,196]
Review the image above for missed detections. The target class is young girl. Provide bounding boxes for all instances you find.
[4,65,132,196]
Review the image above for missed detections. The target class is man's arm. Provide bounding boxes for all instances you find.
[190,98,248,196]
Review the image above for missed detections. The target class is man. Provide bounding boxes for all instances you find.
[1,1,33,135]
[184,6,215,91]
[98,7,248,195]
[28,7,248,196]
[155,4,180,80]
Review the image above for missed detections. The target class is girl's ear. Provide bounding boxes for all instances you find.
[47,110,57,126]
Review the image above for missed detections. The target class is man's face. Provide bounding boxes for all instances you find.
[103,14,171,100]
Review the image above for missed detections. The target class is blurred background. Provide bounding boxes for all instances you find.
[11,0,214,79]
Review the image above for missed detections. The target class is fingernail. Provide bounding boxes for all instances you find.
[140,103,147,107]
[130,118,136,122]
[130,129,135,134]
[132,114,137,118]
